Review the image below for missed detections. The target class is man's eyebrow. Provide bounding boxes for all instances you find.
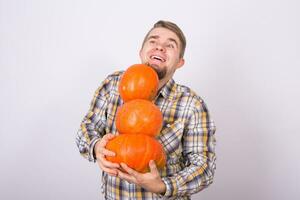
[147,35,159,40]
[147,35,179,47]
[168,38,178,47]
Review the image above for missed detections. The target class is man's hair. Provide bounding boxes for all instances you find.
[142,20,186,58]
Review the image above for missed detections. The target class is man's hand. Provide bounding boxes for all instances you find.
[117,160,166,194]
[94,133,120,176]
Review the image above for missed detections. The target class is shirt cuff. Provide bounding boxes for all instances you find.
[89,137,101,162]
[160,177,177,198]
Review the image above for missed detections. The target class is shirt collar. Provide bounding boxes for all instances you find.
[158,78,178,101]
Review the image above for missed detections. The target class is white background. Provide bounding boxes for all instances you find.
[1,0,299,199]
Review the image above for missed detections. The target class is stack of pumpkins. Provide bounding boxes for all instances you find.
[106,64,166,173]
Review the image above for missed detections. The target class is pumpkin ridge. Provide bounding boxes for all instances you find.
[138,135,150,172]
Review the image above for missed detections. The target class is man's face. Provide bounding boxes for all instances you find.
[139,27,184,82]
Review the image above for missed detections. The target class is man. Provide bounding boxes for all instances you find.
[76,20,216,200]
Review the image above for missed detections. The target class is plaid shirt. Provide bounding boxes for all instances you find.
[76,71,216,200]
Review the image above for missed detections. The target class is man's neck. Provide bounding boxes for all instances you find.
[158,76,171,91]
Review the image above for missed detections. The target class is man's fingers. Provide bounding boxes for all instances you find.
[117,169,136,184]
[101,148,115,157]
[149,160,159,175]
[97,160,118,176]
[98,133,116,147]
[120,163,140,177]
[102,133,115,142]
[98,156,120,168]
[94,134,116,157]
[105,133,115,139]
[94,133,120,176]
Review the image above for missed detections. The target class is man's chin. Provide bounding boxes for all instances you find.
[145,63,166,80]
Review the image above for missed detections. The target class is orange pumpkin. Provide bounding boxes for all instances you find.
[106,134,166,173]
[116,99,163,137]
[118,64,159,102]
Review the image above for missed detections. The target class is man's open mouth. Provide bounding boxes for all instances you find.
[150,55,166,62]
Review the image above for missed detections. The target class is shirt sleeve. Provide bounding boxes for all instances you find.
[161,98,216,198]
[75,76,112,162]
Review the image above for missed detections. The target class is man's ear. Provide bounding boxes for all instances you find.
[176,58,185,69]
[139,50,142,61]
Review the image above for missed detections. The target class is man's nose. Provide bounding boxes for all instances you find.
[155,44,165,52]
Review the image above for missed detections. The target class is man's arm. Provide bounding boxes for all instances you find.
[76,75,112,162]
[161,100,216,197]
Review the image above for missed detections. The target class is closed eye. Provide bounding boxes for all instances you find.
[148,39,156,44]
[166,43,175,48]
